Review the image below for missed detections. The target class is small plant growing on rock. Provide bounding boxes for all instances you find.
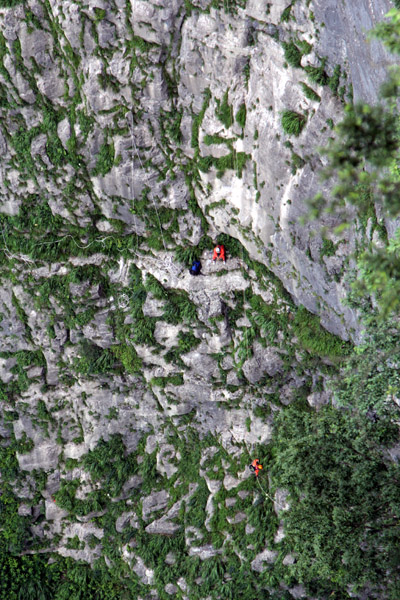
[281,110,307,136]
[280,3,294,22]
[282,41,302,68]
[305,60,328,86]
[235,103,247,128]
[300,82,321,102]
[215,90,233,129]
[328,64,342,95]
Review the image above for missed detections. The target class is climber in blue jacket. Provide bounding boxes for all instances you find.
[189,259,202,276]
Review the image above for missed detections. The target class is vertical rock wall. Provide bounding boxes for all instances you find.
[0,0,396,596]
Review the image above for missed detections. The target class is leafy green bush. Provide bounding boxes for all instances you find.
[215,90,233,128]
[198,150,250,178]
[271,403,400,597]
[162,291,198,324]
[111,344,142,374]
[281,110,307,136]
[74,340,116,375]
[15,432,34,454]
[94,7,106,21]
[82,435,136,496]
[151,373,184,387]
[305,61,328,85]
[209,0,246,14]
[165,110,182,143]
[191,88,211,150]
[300,82,321,101]
[175,245,200,266]
[320,238,337,258]
[0,0,23,5]
[296,39,312,54]
[92,138,115,176]
[131,316,156,346]
[145,273,167,299]
[292,305,351,357]
[280,3,293,22]
[290,151,305,174]
[235,103,247,128]
[0,549,53,600]
[46,136,67,166]
[203,133,230,145]
[282,41,302,68]
[328,64,342,95]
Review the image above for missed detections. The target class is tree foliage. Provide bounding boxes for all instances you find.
[268,11,400,599]
[271,401,400,597]
[308,9,400,317]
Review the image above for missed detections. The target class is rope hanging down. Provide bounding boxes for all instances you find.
[130,117,167,253]
[229,430,282,507]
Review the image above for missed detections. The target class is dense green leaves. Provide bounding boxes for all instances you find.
[307,10,400,316]
[271,403,400,597]
[372,8,400,54]
[333,318,400,419]
[329,103,398,170]
[0,550,141,600]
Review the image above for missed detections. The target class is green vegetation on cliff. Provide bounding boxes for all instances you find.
[1,3,400,600]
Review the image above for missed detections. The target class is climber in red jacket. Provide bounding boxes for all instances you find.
[249,459,263,477]
[212,244,226,262]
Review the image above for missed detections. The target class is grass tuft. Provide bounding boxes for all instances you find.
[300,82,321,102]
[281,110,307,136]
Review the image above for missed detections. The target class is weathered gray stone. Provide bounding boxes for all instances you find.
[18,503,32,516]
[45,499,69,524]
[274,488,290,515]
[307,390,330,409]
[16,436,59,473]
[116,511,139,533]
[251,548,278,571]
[188,544,222,560]
[204,476,221,494]
[245,523,255,535]
[156,443,179,478]
[145,517,180,536]
[165,552,176,565]
[282,553,296,566]
[274,522,285,543]
[82,311,115,349]
[121,549,154,585]
[142,490,170,521]
[242,343,284,384]
[226,511,246,524]
[223,473,242,491]
[164,583,178,595]
[0,357,17,383]
[225,497,236,508]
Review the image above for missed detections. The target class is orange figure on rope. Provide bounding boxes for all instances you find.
[212,244,226,262]
[249,458,263,477]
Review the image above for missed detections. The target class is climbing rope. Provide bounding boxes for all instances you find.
[130,120,168,253]
[229,429,283,507]
[226,131,285,508]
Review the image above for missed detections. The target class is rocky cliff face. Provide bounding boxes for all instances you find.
[0,0,395,597]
